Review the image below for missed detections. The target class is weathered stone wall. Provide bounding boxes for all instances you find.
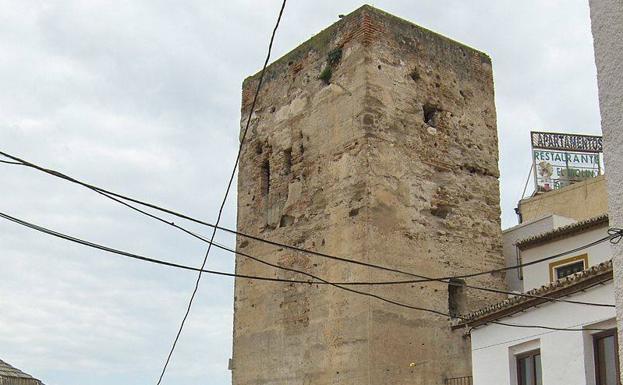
[588,0,623,381]
[518,175,608,223]
[232,6,506,385]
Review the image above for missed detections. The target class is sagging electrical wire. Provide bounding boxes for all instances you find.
[1,150,619,308]
[0,210,609,334]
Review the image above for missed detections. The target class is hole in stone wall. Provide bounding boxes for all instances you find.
[410,69,420,81]
[280,214,294,227]
[284,148,292,175]
[349,208,359,217]
[261,159,270,197]
[297,130,305,157]
[423,104,439,127]
[431,204,452,219]
[448,278,466,318]
[255,142,263,155]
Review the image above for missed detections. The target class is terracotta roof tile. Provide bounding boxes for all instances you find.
[515,214,609,250]
[453,260,613,329]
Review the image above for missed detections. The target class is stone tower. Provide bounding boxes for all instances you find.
[232,5,505,385]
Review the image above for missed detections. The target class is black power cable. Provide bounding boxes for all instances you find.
[0,210,448,315]
[1,150,619,308]
[154,1,288,383]
[490,320,607,332]
[0,211,315,284]
[0,210,608,334]
[0,159,22,165]
[88,184,616,308]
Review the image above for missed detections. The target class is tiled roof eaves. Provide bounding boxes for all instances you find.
[515,214,609,250]
[452,260,613,330]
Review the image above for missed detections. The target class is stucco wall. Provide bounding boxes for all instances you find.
[588,0,623,380]
[518,175,608,223]
[520,225,612,290]
[471,284,615,385]
[503,215,576,292]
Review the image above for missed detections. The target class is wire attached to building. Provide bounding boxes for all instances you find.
[87,184,618,308]
[0,150,619,308]
[1,210,609,333]
[471,318,613,351]
[489,320,607,332]
[608,227,622,244]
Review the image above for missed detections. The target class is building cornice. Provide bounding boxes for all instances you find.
[452,260,613,330]
[515,214,609,250]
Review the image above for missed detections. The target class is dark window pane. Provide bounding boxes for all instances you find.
[555,260,585,279]
[597,335,618,385]
[518,351,542,385]
[535,354,542,385]
[519,356,535,385]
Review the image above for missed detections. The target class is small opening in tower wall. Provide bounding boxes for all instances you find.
[448,278,466,318]
[410,69,420,81]
[423,103,439,127]
[261,159,270,197]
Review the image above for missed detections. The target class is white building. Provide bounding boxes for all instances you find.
[502,214,577,292]
[457,215,618,385]
[588,0,623,379]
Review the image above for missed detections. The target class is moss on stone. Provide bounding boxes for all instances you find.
[318,67,332,84]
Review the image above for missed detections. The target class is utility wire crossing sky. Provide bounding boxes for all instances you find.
[0,1,603,385]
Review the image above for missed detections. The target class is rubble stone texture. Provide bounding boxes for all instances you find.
[232,5,506,385]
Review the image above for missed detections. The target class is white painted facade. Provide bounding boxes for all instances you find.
[471,285,615,385]
[503,215,576,292]
[588,0,623,378]
[520,224,611,291]
[469,221,615,385]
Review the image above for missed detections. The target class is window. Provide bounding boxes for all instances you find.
[594,329,621,385]
[260,159,270,197]
[554,260,585,279]
[448,278,466,318]
[517,350,542,385]
[549,254,588,282]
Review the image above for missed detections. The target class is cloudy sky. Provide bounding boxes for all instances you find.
[0,1,602,384]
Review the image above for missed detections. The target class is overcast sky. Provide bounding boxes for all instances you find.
[0,1,602,384]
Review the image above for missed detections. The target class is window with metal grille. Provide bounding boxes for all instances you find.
[554,260,585,279]
[548,254,588,282]
[444,376,472,385]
